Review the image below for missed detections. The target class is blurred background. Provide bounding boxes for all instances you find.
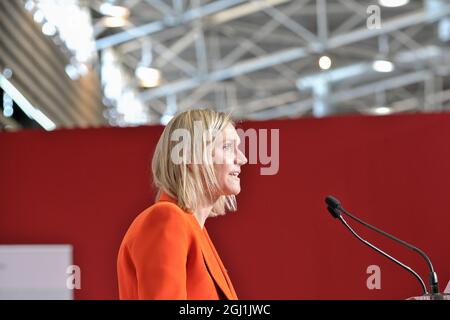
[2,0,450,131]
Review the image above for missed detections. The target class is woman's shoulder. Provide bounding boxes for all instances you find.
[118,201,195,257]
[126,200,192,237]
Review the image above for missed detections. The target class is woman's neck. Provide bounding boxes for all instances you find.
[193,196,217,229]
[193,207,211,229]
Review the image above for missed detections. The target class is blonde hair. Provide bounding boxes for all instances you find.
[151,109,237,216]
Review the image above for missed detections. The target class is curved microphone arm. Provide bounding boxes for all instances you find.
[340,207,439,294]
[337,214,428,295]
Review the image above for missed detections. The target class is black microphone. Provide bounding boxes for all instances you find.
[325,195,440,296]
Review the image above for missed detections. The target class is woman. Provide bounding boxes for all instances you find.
[117,109,247,300]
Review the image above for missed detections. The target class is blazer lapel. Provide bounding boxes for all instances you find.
[203,229,238,300]
[199,229,235,300]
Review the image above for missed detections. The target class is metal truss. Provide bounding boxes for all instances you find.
[91,0,450,124]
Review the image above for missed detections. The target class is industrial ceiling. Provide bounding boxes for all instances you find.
[1,0,450,130]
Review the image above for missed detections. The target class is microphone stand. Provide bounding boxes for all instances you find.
[327,206,428,295]
[326,195,449,300]
[338,206,439,295]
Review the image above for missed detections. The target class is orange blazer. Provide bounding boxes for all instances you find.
[117,191,238,300]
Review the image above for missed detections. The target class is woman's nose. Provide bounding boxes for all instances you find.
[236,149,248,165]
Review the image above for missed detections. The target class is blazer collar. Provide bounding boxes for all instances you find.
[157,190,178,204]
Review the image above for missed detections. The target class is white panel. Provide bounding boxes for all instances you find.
[0,245,73,300]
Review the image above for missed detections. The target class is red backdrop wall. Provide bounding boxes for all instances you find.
[1,113,449,299]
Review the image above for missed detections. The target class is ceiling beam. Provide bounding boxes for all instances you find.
[95,0,247,50]
[138,5,450,101]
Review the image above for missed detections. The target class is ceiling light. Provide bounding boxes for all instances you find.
[102,16,128,28]
[3,68,13,78]
[0,75,56,130]
[3,93,14,117]
[378,0,409,8]
[65,64,79,80]
[42,22,57,36]
[373,107,392,115]
[372,60,394,73]
[318,55,332,70]
[372,107,393,115]
[24,0,35,12]
[135,66,161,88]
[99,3,130,18]
[33,10,45,23]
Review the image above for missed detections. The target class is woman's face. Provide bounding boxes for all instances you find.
[212,124,247,196]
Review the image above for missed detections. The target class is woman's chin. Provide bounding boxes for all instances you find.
[228,186,241,195]
[220,185,241,196]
